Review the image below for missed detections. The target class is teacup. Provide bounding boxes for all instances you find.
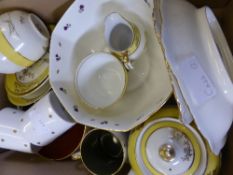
[0,10,50,73]
[21,91,75,146]
[0,108,32,153]
[104,12,146,69]
[76,52,127,109]
[80,129,128,175]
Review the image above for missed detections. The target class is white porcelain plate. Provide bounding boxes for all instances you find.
[50,0,172,131]
[157,0,233,154]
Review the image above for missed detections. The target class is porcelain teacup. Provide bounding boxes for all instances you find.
[80,129,128,175]
[76,52,127,109]
[0,10,50,73]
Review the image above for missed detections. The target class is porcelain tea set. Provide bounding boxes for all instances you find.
[0,0,232,174]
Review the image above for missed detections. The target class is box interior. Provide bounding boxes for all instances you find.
[0,0,232,174]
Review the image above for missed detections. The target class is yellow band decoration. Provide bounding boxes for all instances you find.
[0,32,34,67]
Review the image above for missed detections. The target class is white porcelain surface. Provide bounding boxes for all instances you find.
[0,108,32,153]
[21,92,75,146]
[158,0,233,154]
[146,128,194,174]
[104,12,146,61]
[127,170,135,175]
[76,52,126,109]
[136,118,207,175]
[169,70,193,125]
[0,52,24,74]
[0,10,50,61]
[50,0,172,131]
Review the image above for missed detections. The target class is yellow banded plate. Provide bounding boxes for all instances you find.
[5,53,49,96]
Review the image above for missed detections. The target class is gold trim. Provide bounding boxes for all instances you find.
[76,53,128,109]
[0,32,34,67]
[112,22,141,68]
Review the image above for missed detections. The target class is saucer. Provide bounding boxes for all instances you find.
[50,0,172,131]
[156,0,233,154]
[5,54,50,106]
[5,53,49,96]
[7,78,51,107]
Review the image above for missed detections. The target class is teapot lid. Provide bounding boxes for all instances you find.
[140,119,204,175]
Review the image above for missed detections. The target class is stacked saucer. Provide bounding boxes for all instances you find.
[5,53,51,106]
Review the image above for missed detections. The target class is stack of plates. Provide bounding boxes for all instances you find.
[5,54,51,106]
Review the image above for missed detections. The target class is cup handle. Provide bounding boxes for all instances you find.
[120,54,134,70]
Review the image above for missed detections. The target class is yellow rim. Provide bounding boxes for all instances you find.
[0,32,34,67]
[205,142,220,175]
[128,107,179,175]
[7,84,50,107]
[5,68,48,96]
[141,121,201,175]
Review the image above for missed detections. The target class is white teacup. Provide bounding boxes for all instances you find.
[76,52,127,109]
[0,10,50,73]
[104,12,146,69]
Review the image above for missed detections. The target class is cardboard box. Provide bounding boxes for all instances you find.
[0,0,232,174]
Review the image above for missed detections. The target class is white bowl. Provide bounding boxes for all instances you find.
[49,0,172,131]
[157,0,233,154]
[0,10,50,73]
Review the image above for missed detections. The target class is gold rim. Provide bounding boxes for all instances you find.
[141,121,201,175]
[0,32,34,67]
[76,53,128,109]
[80,129,127,175]
[112,23,141,67]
